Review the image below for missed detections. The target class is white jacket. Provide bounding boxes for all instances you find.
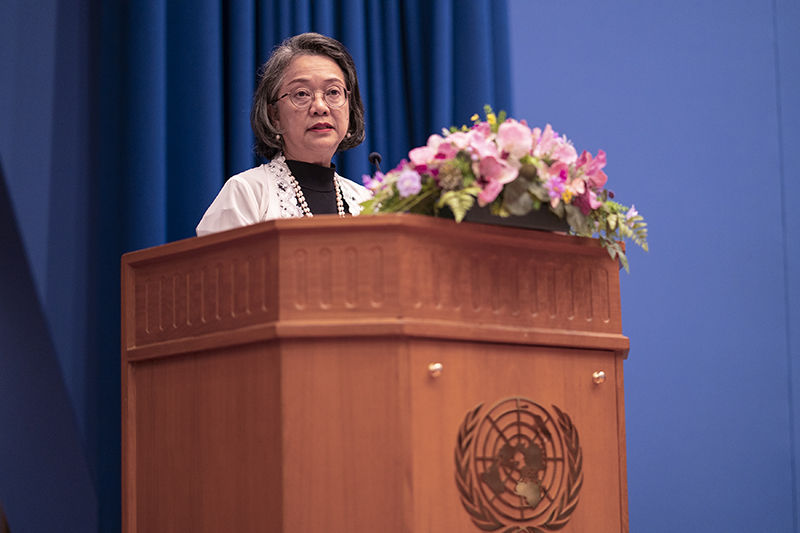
[196,154,372,236]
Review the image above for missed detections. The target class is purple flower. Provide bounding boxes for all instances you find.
[362,171,385,191]
[545,174,566,198]
[544,169,567,207]
[396,169,422,198]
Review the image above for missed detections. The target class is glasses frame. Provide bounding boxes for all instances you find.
[274,85,350,109]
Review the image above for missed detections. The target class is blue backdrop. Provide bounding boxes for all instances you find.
[0,0,511,531]
[508,1,800,531]
[1,1,798,532]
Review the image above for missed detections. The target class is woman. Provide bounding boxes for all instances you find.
[196,33,371,236]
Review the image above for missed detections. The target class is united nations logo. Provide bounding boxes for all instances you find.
[455,397,583,532]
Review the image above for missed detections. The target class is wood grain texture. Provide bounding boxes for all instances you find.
[121,214,630,532]
[405,340,622,532]
[130,345,283,532]
[123,214,627,357]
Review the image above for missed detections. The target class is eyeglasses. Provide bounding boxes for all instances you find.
[274,84,349,109]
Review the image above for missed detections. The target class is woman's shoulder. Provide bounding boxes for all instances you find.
[225,162,288,195]
[228,163,271,184]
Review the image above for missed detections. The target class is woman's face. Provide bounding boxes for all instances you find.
[271,54,350,166]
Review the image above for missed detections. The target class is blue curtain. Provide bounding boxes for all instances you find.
[100,0,513,248]
[88,1,511,530]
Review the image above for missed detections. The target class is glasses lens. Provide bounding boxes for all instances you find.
[289,88,312,108]
[289,85,347,108]
[324,85,346,107]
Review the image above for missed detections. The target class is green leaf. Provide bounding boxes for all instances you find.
[503,178,534,215]
[528,182,550,203]
[359,198,378,213]
[564,205,591,235]
[618,250,630,273]
[491,202,511,217]
[605,240,629,273]
[437,187,480,222]
[551,201,566,219]
[518,163,538,181]
[608,213,618,231]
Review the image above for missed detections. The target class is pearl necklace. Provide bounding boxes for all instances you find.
[288,171,346,218]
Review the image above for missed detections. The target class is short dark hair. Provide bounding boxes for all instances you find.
[250,33,366,160]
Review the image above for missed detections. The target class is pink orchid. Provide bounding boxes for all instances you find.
[445,131,471,150]
[409,146,436,168]
[472,121,493,138]
[475,156,518,207]
[436,141,458,160]
[550,140,578,165]
[546,160,570,180]
[496,120,533,160]
[478,179,504,207]
[409,134,456,170]
[576,150,608,188]
[478,156,517,184]
[573,189,603,215]
[468,130,501,160]
[426,133,445,151]
[567,176,586,197]
[532,124,557,157]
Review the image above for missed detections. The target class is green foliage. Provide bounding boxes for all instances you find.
[604,239,630,273]
[619,216,649,252]
[564,205,591,235]
[436,187,481,222]
[528,182,551,204]
[502,175,534,215]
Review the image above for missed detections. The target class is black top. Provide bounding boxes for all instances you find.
[286,159,349,215]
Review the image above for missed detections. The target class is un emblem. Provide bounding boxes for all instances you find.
[455,397,583,532]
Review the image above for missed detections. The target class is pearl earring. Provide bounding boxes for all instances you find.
[276,134,281,140]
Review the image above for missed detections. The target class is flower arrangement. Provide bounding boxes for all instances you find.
[360,106,648,271]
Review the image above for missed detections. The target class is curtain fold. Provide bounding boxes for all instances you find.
[224,0,258,179]
[165,0,225,243]
[121,0,168,250]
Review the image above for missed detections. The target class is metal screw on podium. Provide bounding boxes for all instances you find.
[428,363,443,378]
[592,371,606,384]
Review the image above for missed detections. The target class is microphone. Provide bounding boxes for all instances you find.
[368,152,382,173]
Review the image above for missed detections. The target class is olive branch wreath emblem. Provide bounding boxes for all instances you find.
[455,399,583,532]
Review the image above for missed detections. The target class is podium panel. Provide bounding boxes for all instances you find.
[122,214,629,532]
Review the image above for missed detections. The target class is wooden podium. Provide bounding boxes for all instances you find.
[121,214,630,532]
